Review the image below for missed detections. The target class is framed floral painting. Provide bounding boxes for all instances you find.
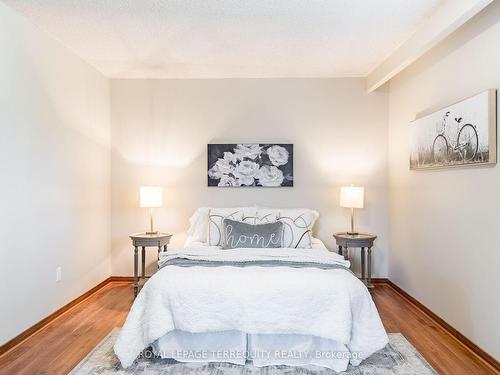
[207,144,293,187]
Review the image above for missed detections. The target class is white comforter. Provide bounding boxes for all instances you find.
[114,247,388,368]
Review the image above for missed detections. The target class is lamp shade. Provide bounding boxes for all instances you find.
[340,186,364,209]
[140,186,163,208]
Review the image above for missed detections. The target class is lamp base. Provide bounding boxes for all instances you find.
[145,231,159,235]
[347,231,359,236]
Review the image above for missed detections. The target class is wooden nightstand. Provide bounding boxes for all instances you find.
[130,233,172,296]
[333,232,377,288]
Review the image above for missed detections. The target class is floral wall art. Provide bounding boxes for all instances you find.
[208,144,293,187]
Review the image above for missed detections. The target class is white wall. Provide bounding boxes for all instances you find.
[387,2,500,360]
[110,78,389,277]
[0,4,111,344]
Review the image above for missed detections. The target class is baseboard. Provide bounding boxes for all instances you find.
[0,277,114,356]
[369,277,388,284]
[108,276,134,282]
[386,280,500,373]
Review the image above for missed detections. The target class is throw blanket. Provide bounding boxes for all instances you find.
[158,247,354,271]
[114,248,388,368]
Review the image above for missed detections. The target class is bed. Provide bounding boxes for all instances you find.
[114,207,388,372]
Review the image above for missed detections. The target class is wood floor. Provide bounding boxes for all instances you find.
[0,282,496,375]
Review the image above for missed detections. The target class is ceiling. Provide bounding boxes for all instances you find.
[3,0,445,79]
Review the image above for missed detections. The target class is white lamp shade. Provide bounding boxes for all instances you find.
[140,186,163,208]
[340,186,364,209]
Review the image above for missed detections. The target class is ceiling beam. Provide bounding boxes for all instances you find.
[366,0,493,92]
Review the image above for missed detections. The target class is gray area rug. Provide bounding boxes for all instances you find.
[71,329,436,374]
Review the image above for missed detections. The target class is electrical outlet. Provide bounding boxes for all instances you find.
[56,266,62,282]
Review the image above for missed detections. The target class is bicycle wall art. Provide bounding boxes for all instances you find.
[409,89,497,170]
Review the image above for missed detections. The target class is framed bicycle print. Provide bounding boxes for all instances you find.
[409,89,497,170]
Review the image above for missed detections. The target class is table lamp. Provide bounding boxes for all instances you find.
[140,186,163,235]
[340,186,364,235]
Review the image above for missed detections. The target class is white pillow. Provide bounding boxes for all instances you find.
[187,207,210,243]
[256,207,319,248]
[207,207,257,246]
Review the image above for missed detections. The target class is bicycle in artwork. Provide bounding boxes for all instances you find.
[431,111,479,164]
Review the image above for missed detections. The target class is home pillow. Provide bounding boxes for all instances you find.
[222,219,283,249]
[208,207,257,246]
[256,208,319,248]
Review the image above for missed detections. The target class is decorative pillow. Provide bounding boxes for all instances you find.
[256,208,319,248]
[241,211,278,225]
[207,207,257,246]
[222,219,284,249]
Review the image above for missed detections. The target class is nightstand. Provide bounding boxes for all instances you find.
[333,232,377,288]
[129,233,172,296]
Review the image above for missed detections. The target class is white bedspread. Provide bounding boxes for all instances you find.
[114,248,388,369]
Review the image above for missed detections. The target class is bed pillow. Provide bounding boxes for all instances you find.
[256,207,319,248]
[186,207,210,243]
[207,207,257,246]
[222,219,284,249]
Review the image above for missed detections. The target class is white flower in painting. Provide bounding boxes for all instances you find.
[234,144,263,160]
[218,175,241,187]
[208,165,222,179]
[215,153,235,174]
[222,152,237,163]
[208,152,236,180]
[233,160,259,185]
[266,145,289,166]
[257,165,284,187]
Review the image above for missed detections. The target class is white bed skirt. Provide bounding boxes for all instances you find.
[151,330,352,371]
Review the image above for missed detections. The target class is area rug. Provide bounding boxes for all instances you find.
[70,329,436,374]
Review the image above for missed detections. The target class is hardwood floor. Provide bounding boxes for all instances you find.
[371,285,497,374]
[0,282,133,375]
[0,282,496,375]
